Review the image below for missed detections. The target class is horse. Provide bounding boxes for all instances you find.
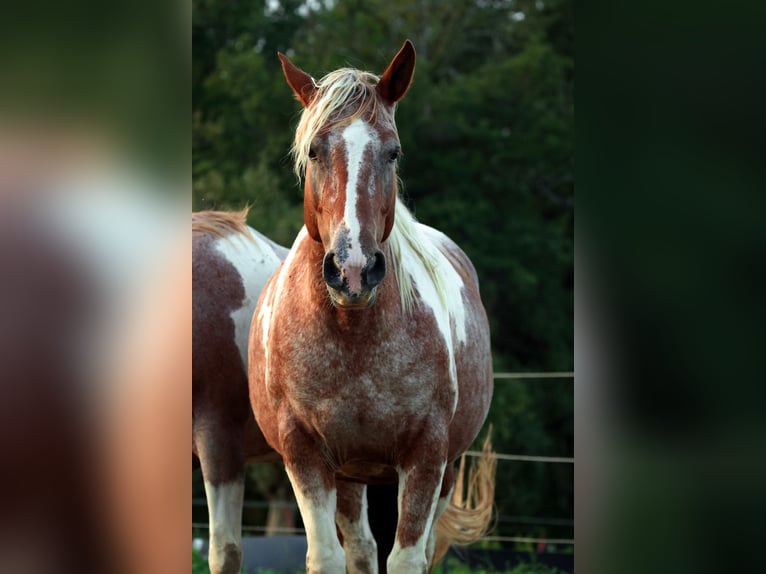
[192,212,411,574]
[248,40,495,573]
[192,209,289,574]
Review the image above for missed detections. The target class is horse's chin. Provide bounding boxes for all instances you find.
[327,287,376,310]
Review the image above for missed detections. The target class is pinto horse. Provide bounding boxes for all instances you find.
[249,40,495,573]
[193,210,473,574]
[192,210,288,574]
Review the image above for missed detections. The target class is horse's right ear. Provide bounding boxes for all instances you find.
[278,52,316,108]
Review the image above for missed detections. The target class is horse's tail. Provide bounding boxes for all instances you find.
[430,429,497,570]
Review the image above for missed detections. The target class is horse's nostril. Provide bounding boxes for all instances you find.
[322,251,344,289]
[363,250,386,288]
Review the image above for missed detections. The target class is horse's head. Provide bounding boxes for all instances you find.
[279,41,416,309]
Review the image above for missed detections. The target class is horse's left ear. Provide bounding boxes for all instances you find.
[377,40,416,106]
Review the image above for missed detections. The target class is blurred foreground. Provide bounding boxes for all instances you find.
[0,157,189,574]
[0,1,188,572]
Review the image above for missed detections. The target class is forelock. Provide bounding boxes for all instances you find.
[292,68,395,181]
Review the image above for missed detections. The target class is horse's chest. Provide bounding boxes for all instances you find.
[273,315,453,427]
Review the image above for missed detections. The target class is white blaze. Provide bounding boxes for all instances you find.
[341,118,376,266]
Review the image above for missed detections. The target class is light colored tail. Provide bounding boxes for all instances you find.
[430,429,497,570]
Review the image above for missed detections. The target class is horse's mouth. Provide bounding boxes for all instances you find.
[327,286,376,310]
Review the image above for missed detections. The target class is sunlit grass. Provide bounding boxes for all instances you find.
[191,547,565,574]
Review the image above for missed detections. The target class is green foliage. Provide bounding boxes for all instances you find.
[193,0,573,544]
[193,547,256,574]
[192,547,209,574]
[441,557,564,574]
[507,563,564,574]
[191,547,564,574]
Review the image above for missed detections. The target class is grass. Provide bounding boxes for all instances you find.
[191,548,565,574]
[192,548,208,574]
[441,556,564,574]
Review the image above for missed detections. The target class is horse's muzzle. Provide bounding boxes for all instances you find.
[322,249,386,309]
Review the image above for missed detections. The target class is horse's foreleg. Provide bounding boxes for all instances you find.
[204,478,245,574]
[336,481,378,574]
[196,431,245,574]
[281,425,344,574]
[387,459,447,574]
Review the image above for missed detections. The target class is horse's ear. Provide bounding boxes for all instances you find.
[278,52,316,108]
[377,40,416,106]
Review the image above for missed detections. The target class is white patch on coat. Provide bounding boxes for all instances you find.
[341,118,377,266]
[413,225,468,343]
[401,224,468,414]
[285,468,346,572]
[256,279,275,385]
[257,227,308,389]
[204,479,244,573]
[214,228,283,367]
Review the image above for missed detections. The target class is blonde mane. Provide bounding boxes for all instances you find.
[291,66,455,317]
[388,200,456,316]
[192,208,254,240]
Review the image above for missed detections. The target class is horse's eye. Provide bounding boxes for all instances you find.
[308,147,318,161]
[388,149,400,163]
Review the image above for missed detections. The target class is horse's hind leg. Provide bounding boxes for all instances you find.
[196,430,245,574]
[387,457,447,574]
[336,481,378,574]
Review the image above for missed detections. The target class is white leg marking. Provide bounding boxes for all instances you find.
[204,479,244,574]
[336,484,378,574]
[285,468,345,573]
[387,463,447,574]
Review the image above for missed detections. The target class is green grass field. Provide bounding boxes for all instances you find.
[192,548,565,574]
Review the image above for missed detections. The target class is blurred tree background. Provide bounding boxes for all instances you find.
[193,0,573,548]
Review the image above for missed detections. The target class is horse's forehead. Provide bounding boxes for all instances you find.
[342,118,375,147]
[325,117,396,148]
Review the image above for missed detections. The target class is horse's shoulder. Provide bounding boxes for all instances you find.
[278,226,317,272]
[259,226,311,305]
